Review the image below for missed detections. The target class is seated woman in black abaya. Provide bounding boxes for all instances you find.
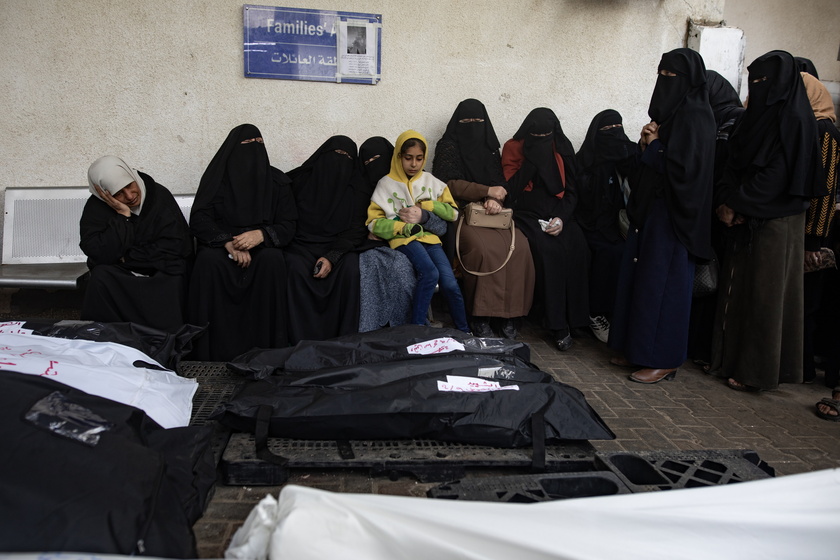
[285,135,370,343]
[501,108,591,351]
[188,124,297,361]
[80,155,193,332]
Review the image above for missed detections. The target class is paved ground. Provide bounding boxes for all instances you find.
[2,289,838,559]
[193,316,840,558]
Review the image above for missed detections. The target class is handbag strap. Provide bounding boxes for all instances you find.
[456,216,516,276]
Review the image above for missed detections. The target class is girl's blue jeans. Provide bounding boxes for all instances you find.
[397,241,469,332]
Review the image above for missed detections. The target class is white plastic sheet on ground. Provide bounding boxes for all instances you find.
[226,468,840,560]
[0,331,196,428]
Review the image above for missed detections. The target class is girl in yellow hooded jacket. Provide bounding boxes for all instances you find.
[366,130,469,332]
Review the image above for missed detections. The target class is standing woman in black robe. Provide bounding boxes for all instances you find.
[188,124,297,361]
[710,51,821,391]
[81,155,193,332]
[284,135,368,343]
[608,48,716,384]
[574,109,636,344]
[501,108,590,351]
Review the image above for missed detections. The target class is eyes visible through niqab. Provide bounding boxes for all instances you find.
[240,137,264,144]
[363,154,381,166]
[458,118,485,124]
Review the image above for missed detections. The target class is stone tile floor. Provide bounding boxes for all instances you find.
[193,319,840,558]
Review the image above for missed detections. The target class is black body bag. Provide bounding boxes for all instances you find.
[227,324,536,381]
[21,319,205,370]
[214,372,615,448]
[0,371,216,558]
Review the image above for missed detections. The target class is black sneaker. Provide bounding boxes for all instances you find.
[501,319,518,339]
[471,318,493,338]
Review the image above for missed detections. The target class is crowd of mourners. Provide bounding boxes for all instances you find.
[78,48,840,420]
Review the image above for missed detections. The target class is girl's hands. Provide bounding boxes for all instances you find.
[398,205,423,224]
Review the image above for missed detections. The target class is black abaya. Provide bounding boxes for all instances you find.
[80,173,193,332]
[284,135,369,343]
[501,108,590,334]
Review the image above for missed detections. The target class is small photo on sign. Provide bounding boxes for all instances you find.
[347,25,367,54]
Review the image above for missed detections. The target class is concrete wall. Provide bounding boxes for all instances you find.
[723,0,840,83]
[1,0,725,198]
[723,0,840,115]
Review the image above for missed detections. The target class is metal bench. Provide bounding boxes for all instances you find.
[1,187,194,290]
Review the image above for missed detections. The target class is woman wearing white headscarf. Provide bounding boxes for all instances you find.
[80,155,193,332]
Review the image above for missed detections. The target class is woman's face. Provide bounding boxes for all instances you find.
[114,181,142,208]
[401,144,425,177]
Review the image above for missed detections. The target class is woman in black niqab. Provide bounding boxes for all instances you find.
[188,123,298,361]
[501,107,589,350]
[574,109,636,338]
[609,48,716,384]
[284,135,369,343]
[710,50,820,392]
[433,99,535,338]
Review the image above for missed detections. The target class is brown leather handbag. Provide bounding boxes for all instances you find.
[456,202,515,277]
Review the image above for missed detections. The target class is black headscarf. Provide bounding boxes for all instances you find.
[193,123,284,229]
[729,50,820,199]
[795,56,819,79]
[576,109,635,171]
[706,70,744,130]
[510,107,576,198]
[575,109,636,236]
[287,135,368,243]
[438,98,502,185]
[646,48,716,259]
[359,136,394,192]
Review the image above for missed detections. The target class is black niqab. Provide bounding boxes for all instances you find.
[359,136,394,191]
[439,98,501,185]
[511,107,575,197]
[287,135,369,245]
[193,124,284,229]
[576,109,635,171]
[575,109,635,236]
[729,50,820,199]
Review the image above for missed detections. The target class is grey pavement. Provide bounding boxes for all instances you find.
[1,288,837,559]
[194,316,840,558]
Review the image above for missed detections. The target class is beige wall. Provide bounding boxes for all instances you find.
[724,0,840,83]
[0,0,724,197]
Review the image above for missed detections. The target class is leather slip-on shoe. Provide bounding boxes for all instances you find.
[629,368,677,384]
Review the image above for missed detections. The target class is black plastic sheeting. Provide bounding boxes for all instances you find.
[214,326,614,448]
[22,319,205,370]
[0,371,216,558]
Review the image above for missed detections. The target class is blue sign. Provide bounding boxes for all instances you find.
[243,5,382,84]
